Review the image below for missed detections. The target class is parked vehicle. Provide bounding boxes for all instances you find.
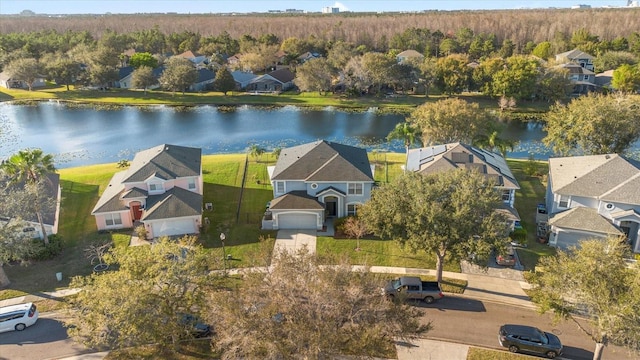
[498,324,563,359]
[0,303,39,333]
[179,313,211,338]
[382,276,443,304]
[496,245,517,266]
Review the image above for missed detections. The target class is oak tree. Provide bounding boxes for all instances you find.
[130,65,157,94]
[529,237,640,360]
[66,237,222,351]
[5,58,42,91]
[294,57,333,94]
[543,93,640,155]
[409,98,491,146]
[159,57,197,95]
[359,170,510,283]
[213,66,236,95]
[210,249,429,359]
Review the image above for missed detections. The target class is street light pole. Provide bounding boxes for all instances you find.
[219,232,227,273]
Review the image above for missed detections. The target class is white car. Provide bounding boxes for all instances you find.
[0,302,39,333]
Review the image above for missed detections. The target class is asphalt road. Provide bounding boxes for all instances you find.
[0,313,91,360]
[421,295,635,360]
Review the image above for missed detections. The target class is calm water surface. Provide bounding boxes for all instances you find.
[0,102,580,168]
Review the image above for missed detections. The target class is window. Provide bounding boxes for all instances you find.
[105,213,122,226]
[275,181,285,193]
[583,75,589,81]
[605,203,614,210]
[311,183,318,189]
[347,204,359,216]
[149,182,164,192]
[348,183,363,195]
[187,178,196,190]
[501,190,511,202]
[558,195,569,208]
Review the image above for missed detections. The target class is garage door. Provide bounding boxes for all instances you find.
[277,213,317,230]
[151,219,196,238]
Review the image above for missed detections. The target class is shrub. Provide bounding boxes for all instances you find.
[30,234,64,260]
[510,228,527,243]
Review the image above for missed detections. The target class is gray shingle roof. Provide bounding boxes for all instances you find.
[549,154,640,203]
[271,141,374,182]
[549,207,623,234]
[141,187,202,221]
[269,191,325,210]
[91,171,128,214]
[123,144,201,183]
[409,143,519,189]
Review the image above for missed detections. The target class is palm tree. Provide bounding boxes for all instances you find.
[386,122,422,170]
[248,144,266,163]
[1,149,56,244]
[473,131,517,157]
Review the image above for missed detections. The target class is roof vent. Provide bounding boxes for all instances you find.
[605,154,610,159]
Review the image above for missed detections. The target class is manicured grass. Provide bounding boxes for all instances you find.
[467,347,537,359]
[1,86,553,116]
[316,236,461,273]
[0,153,549,300]
[506,159,556,270]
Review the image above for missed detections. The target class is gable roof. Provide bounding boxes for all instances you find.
[195,68,215,84]
[141,186,202,220]
[177,50,201,59]
[549,207,623,235]
[0,173,60,225]
[269,191,325,210]
[231,70,258,83]
[271,140,374,182]
[397,49,424,58]
[118,66,134,80]
[268,68,295,83]
[91,171,128,214]
[558,63,595,75]
[122,144,201,183]
[407,143,519,189]
[549,154,640,204]
[556,48,595,61]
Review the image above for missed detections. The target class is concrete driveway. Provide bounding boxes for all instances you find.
[273,229,317,255]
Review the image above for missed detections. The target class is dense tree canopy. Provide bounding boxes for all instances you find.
[611,63,640,93]
[67,237,222,351]
[409,98,492,146]
[211,249,429,358]
[359,170,510,283]
[543,93,640,155]
[128,52,158,69]
[159,57,198,95]
[130,65,157,93]
[5,58,42,91]
[529,237,640,360]
[294,57,333,94]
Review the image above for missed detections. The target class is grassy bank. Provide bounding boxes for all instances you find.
[0,154,549,300]
[0,85,552,116]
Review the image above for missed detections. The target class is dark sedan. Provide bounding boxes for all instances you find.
[498,324,562,359]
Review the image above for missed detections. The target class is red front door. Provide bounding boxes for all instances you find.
[131,203,143,221]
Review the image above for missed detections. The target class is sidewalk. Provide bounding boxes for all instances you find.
[1,226,536,360]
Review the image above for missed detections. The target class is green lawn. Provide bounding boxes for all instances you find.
[506,159,556,270]
[0,85,553,116]
[0,154,550,300]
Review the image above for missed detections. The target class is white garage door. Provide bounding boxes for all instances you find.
[151,219,196,237]
[277,213,317,230]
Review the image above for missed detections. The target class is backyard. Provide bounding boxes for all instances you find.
[0,153,549,300]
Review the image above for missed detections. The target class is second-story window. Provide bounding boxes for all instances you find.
[559,195,570,208]
[188,178,196,190]
[348,183,363,195]
[149,182,164,192]
[502,190,511,202]
[276,181,285,194]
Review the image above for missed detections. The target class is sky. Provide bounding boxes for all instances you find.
[0,0,633,15]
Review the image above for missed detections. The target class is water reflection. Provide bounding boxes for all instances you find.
[3,102,636,169]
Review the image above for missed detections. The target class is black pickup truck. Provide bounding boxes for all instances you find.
[383,276,444,304]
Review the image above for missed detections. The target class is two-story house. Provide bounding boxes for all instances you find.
[406,143,521,230]
[263,140,375,230]
[555,49,595,71]
[545,154,640,253]
[92,144,203,239]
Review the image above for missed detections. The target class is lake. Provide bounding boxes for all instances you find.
[1,102,554,168]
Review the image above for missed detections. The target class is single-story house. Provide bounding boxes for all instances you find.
[247,68,295,92]
[0,71,46,89]
[396,49,424,64]
[189,68,216,92]
[231,70,258,90]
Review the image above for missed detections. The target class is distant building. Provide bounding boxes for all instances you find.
[571,4,591,9]
[628,0,639,7]
[322,6,340,13]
